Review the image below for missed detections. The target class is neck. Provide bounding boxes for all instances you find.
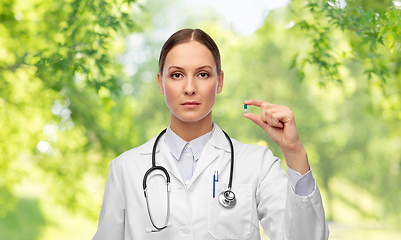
[170,113,213,142]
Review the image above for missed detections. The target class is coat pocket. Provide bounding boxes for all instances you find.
[207,182,253,240]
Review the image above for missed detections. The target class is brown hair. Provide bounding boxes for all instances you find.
[158,28,221,76]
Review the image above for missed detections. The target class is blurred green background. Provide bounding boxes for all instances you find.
[1,0,401,239]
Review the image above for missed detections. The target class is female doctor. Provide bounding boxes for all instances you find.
[93,28,329,240]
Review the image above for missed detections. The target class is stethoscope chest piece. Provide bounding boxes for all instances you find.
[218,190,236,208]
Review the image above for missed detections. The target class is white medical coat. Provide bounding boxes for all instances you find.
[93,125,329,240]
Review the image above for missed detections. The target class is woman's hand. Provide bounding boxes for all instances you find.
[243,99,310,175]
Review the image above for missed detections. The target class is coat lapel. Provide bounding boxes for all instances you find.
[156,139,183,183]
[191,142,219,182]
[140,134,183,183]
[191,125,231,184]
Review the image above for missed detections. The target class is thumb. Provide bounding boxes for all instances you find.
[243,113,266,130]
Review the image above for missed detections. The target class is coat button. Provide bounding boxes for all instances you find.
[182,226,190,234]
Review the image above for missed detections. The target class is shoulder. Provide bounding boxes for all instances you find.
[110,135,158,169]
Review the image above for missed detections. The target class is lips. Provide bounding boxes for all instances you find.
[182,101,200,106]
[181,101,200,108]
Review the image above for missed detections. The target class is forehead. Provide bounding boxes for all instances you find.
[164,41,216,69]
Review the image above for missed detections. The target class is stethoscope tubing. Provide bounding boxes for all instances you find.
[142,128,171,232]
[221,130,234,190]
[144,174,171,231]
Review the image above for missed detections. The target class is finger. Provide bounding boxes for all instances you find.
[270,112,284,128]
[262,108,284,128]
[243,112,267,130]
[271,110,294,126]
[269,110,296,130]
[243,99,275,109]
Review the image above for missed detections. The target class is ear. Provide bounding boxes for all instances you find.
[157,72,164,95]
[217,70,224,94]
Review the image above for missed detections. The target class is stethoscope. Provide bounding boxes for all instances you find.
[142,128,236,233]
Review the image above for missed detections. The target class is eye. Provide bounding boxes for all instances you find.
[171,73,183,79]
[198,72,210,78]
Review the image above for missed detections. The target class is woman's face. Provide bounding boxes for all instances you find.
[158,41,224,124]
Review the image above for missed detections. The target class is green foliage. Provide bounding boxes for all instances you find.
[0,198,46,240]
[0,0,146,218]
[291,0,401,84]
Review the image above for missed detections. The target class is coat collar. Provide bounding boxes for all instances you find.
[140,124,231,155]
[209,124,232,153]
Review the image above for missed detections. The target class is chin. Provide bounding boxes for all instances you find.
[177,115,207,123]
[172,111,212,124]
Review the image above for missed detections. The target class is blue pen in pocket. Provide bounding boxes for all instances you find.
[213,170,218,198]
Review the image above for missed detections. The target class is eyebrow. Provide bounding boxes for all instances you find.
[168,65,213,71]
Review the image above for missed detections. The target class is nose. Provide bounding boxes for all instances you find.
[184,77,196,96]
